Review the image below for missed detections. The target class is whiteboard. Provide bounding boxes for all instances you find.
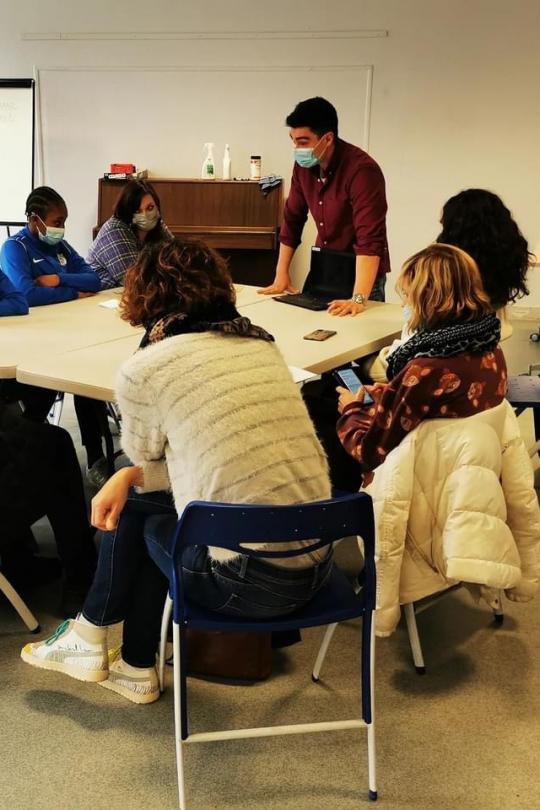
[38,66,372,283]
[0,80,34,224]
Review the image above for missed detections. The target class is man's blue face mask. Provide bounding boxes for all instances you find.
[294,134,331,169]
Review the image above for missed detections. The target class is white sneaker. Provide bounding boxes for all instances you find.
[98,649,160,704]
[21,619,108,683]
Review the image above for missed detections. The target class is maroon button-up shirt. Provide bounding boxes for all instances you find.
[279,138,390,276]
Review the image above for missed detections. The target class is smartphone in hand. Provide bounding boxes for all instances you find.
[334,368,374,405]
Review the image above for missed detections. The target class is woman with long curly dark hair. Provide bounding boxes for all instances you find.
[21,238,332,704]
[437,189,531,337]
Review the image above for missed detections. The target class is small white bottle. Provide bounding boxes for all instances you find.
[222,144,231,180]
[201,143,216,180]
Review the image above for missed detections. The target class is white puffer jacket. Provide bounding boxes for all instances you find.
[363,400,540,636]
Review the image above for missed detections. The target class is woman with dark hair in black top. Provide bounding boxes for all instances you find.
[437,188,531,338]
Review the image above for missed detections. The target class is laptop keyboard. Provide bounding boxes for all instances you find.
[274,294,329,311]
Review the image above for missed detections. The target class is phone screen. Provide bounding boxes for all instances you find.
[336,368,363,394]
[336,369,374,405]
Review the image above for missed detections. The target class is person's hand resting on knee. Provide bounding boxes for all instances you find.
[91,466,143,531]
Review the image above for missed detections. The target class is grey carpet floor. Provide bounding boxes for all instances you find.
[1,319,540,810]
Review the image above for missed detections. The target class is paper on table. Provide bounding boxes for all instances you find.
[99,299,120,309]
[288,366,318,384]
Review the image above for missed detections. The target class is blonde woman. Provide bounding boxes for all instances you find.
[337,243,506,471]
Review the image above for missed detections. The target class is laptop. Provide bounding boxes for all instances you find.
[274,247,356,311]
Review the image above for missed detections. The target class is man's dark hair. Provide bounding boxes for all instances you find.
[285,97,339,137]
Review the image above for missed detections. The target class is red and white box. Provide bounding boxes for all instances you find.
[110,163,135,174]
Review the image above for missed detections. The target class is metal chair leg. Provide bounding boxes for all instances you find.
[312,576,363,682]
[492,589,504,626]
[0,572,40,632]
[48,393,64,426]
[173,621,187,810]
[367,616,377,800]
[312,622,339,682]
[106,402,122,435]
[158,594,173,692]
[403,603,426,674]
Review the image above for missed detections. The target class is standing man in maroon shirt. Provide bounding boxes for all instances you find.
[259,96,390,316]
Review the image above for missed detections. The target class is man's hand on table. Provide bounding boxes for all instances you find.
[327,299,366,317]
[258,274,299,295]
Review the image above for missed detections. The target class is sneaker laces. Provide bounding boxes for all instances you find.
[44,620,70,646]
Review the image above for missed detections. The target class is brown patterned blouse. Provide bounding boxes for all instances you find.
[337,348,507,474]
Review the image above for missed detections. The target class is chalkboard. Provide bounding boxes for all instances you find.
[0,79,35,225]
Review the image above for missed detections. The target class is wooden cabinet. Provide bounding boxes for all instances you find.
[95,178,283,285]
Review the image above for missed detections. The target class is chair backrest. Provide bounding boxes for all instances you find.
[170,492,376,615]
[173,492,374,557]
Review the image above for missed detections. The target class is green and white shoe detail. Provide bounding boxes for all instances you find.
[21,618,108,683]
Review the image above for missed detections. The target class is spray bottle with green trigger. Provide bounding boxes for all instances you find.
[201,143,216,179]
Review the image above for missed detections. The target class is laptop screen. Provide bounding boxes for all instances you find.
[303,247,356,301]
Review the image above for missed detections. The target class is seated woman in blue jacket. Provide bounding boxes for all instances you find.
[0,268,28,316]
[0,186,100,306]
[0,187,109,486]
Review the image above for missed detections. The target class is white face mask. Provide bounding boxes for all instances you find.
[35,214,65,246]
[132,208,160,231]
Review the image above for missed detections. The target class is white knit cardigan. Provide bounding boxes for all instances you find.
[116,331,331,564]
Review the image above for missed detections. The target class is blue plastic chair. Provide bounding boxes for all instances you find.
[146,492,377,810]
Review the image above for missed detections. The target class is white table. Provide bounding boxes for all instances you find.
[0,284,264,380]
[0,289,142,379]
[16,300,402,401]
[234,284,270,308]
[244,298,402,375]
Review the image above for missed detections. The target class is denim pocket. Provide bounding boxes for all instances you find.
[215,592,299,618]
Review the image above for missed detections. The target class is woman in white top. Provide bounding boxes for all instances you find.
[22,238,332,704]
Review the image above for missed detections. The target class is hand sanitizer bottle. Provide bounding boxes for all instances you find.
[222,144,231,180]
[201,143,216,180]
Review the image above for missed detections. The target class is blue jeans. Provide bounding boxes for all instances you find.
[146,513,333,617]
[83,491,333,668]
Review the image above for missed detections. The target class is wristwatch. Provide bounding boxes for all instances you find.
[351,294,366,306]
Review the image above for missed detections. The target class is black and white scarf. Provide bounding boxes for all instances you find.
[386,314,501,381]
[139,301,274,348]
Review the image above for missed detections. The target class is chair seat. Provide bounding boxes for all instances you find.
[146,538,365,633]
[507,375,540,408]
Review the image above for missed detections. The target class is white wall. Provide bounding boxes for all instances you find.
[1,0,539,302]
